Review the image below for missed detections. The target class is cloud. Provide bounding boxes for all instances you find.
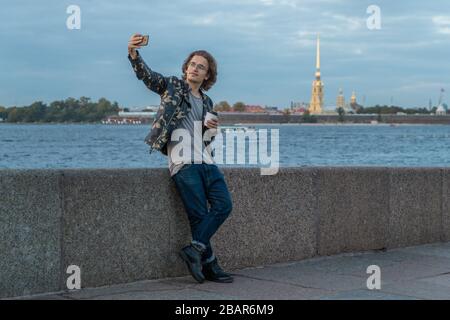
[258,0,343,6]
[192,12,221,25]
[322,12,364,31]
[432,15,450,34]
[258,0,299,8]
[1,1,450,108]
[395,81,450,92]
[259,0,275,5]
[191,11,266,29]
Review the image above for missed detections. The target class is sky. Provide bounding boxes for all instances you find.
[1,0,449,110]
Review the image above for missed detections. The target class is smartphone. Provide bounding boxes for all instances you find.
[140,35,149,46]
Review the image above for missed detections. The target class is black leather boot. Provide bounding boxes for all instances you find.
[179,243,206,283]
[202,258,234,283]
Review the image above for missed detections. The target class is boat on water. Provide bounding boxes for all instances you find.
[219,125,256,132]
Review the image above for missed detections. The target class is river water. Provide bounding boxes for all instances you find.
[1,123,450,169]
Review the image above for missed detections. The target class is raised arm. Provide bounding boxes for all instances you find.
[128,33,168,96]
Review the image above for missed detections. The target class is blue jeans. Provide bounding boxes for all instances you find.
[172,163,233,261]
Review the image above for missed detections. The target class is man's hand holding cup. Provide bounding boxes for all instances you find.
[204,111,219,135]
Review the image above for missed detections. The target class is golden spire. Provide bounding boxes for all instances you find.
[315,33,320,79]
[309,33,324,114]
[351,90,357,104]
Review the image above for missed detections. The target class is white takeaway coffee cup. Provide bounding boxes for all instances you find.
[204,111,218,126]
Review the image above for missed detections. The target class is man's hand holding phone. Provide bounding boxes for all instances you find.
[128,33,149,60]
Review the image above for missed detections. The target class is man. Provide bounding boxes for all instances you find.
[128,33,234,283]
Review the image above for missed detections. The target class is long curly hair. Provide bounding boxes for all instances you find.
[182,50,217,91]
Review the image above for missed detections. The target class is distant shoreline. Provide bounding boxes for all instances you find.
[1,113,450,125]
[1,122,449,126]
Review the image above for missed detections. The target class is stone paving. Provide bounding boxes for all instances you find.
[13,242,450,300]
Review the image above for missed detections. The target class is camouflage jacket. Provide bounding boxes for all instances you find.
[128,50,216,156]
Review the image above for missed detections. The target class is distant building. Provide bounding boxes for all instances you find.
[290,102,308,114]
[350,91,356,104]
[336,88,345,110]
[436,104,446,116]
[102,116,148,124]
[264,106,279,113]
[290,101,307,109]
[437,88,446,114]
[242,105,282,113]
[143,105,160,112]
[349,91,363,112]
[245,105,266,113]
[118,111,156,117]
[291,107,307,114]
[103,105,159,124]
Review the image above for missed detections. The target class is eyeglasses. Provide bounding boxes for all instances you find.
[188,61,207,72]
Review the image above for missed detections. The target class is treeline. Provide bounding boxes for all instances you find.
[213,101,246,112]
[357,105,438,114]
[0,97,120,123]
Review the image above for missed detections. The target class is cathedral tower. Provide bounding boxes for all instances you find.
[309,34,324,114]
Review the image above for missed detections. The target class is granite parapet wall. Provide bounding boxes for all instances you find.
[1,167,449,298]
